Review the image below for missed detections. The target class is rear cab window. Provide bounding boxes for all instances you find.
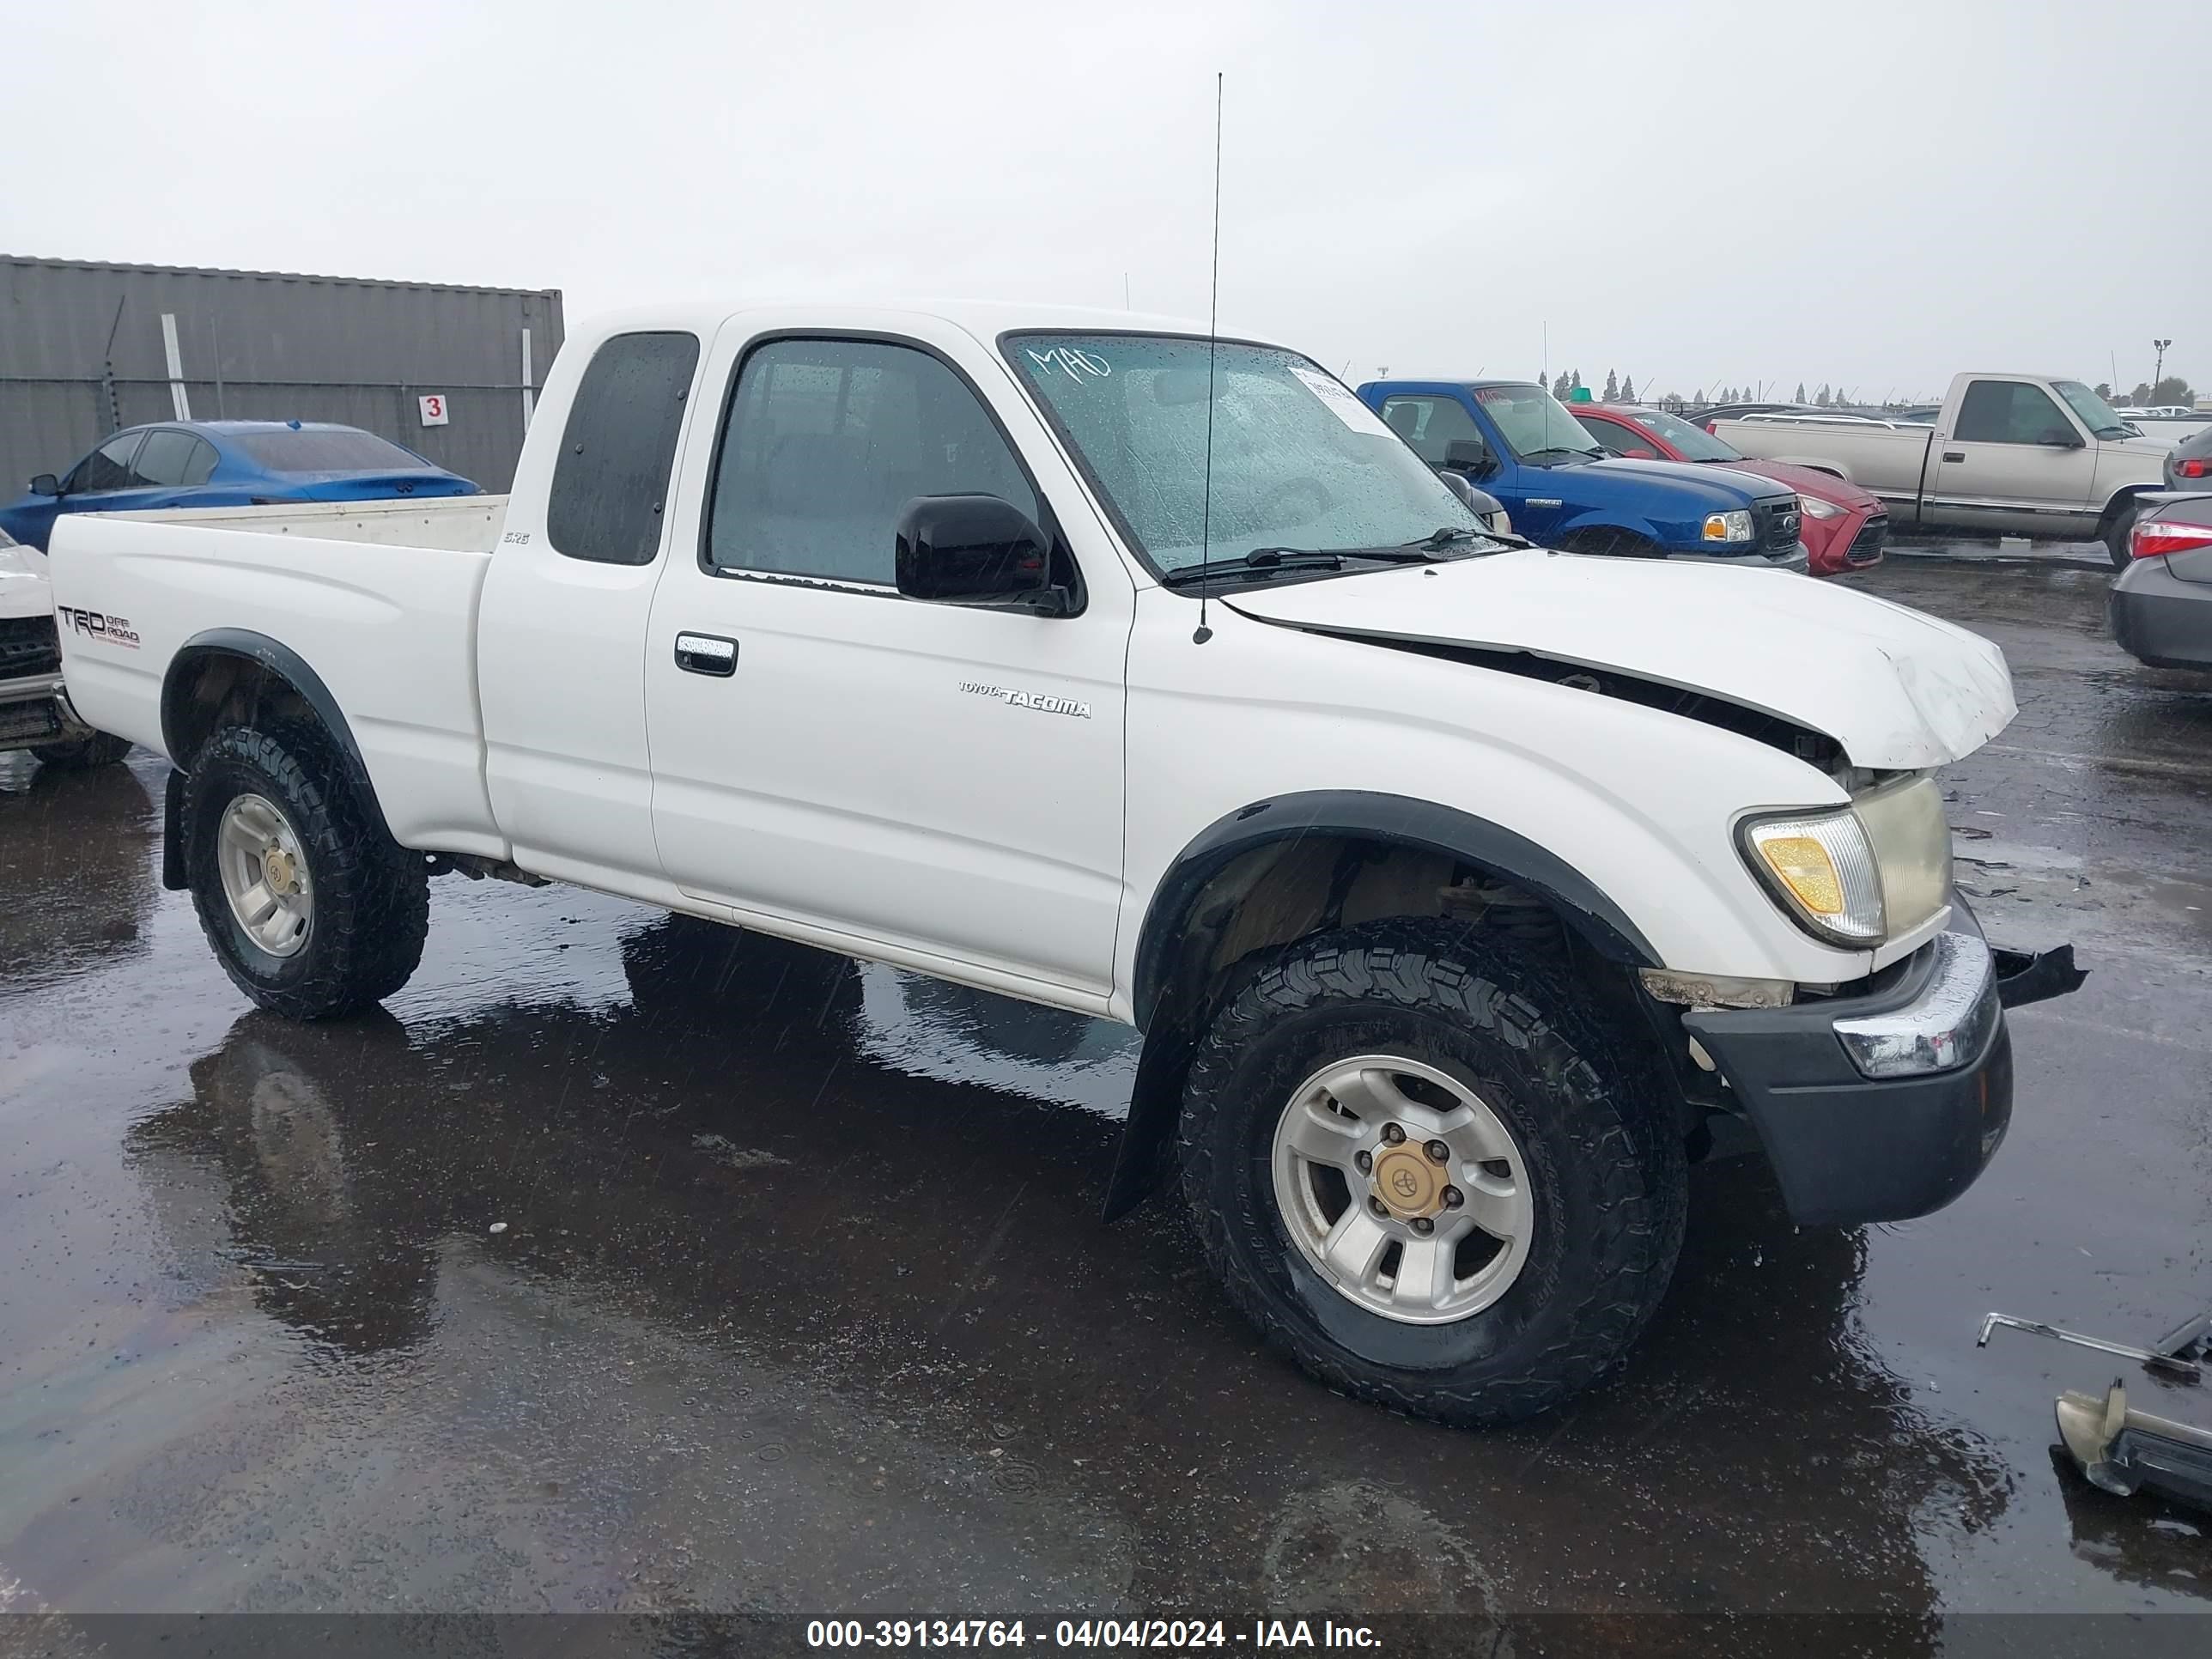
[547,331,703,566]
[234,428,428,471]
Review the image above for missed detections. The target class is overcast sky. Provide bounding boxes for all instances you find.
[9,0,2199,401]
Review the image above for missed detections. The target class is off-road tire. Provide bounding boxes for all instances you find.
[31,731,132,769]
[1178,918,1686,1427]
[183,722,428,1019]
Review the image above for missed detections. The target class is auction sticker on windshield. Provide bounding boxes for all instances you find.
[1290,364,1395,434]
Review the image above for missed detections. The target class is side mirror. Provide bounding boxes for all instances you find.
[29,474,59,496]
[2038,431,2085,448]
[1443,436,1496,477]
[894,495,1061,612]
[1436,470,1505,522]
[1620,446,1658,460]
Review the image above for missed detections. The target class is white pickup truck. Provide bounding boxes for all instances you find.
[51,301,2081,1425]
[1714,372,2176,566]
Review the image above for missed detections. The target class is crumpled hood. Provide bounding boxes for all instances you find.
[1223,550,2015,770]
[0,538,51,622]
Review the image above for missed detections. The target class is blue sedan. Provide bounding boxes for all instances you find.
[0,420,480,550]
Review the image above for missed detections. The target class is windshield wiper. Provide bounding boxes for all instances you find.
[1158,544,1439,587]
[1407,526,1482,550]
[1522,446,1597,465]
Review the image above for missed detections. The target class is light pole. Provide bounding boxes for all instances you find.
[2153,338,2172,393]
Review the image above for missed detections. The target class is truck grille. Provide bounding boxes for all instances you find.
[1847,514,1887,565]
[0,616,61,680]
[1754,497,1802,553]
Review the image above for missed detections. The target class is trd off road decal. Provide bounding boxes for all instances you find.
[58,607,141,649]
[959,680,1091,719]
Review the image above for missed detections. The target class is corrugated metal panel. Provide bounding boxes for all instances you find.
[0,257,564,492]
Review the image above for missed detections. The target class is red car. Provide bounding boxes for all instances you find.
[1573,403,1886,576]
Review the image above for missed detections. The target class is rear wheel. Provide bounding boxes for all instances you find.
[1177,919,1686,1426]
[30,731,132,769]
[182,723,428,1019]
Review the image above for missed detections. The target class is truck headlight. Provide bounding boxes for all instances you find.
[1742,810,1885,943]
[1740,776,1952,948]
[1703,510,1754,543]
[1797,493,1843,520]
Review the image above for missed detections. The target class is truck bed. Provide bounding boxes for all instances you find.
[1711,416,1935,518]
[49,496,511,856]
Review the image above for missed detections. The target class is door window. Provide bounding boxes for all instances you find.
[704,337,1040,586]
[546,331,702,566]
[1376,395,1486,466]
[132,429,200,487]
[65,433,150,493]
[1954,380,2074,445]
[179,437,219,485]
[1578,414,1654,458]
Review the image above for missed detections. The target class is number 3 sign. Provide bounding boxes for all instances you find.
[418,394,450,427]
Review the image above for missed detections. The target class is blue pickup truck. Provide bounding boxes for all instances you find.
[1358,378,1807,569]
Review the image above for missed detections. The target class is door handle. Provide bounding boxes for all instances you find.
[673,632,738,677]
[1942,451,1966,463]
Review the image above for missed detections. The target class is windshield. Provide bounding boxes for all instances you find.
[1621,406,1741,462]
[232,428,428,472]
[2053,380,2130,440]
[1006,334,1484,576]
[1468,384,1601,463]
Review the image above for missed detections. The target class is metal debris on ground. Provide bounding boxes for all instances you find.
[1977,1310,2204,1380]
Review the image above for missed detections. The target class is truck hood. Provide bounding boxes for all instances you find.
[1222,550,2014,770]
[1576,456,1793,507]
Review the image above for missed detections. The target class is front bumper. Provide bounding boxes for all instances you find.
[0,668,77,751]
[1681,902,2079,1226]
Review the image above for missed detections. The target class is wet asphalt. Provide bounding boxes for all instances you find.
[1,557,2208,1649]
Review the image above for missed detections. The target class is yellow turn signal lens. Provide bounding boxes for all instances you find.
[1756,835,1844,916]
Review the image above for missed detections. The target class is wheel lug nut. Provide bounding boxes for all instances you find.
[1367,1195,1389,1218]
[1382,1123,1405,1145]
[1425,1139,1449,1164]
[1443,1187,1464,1209]
[1354,1150,1372,1174]
[1411,1217,1434,1236]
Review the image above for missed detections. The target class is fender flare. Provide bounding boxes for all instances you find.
[2097,483,2162,531]
[1103,790,1657,1220]
[159,629,394,888]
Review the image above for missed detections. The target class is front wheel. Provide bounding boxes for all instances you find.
[1178,920,1686,1426]
[2104,499,2142,570]
[31,731,132,769]
[182,723,428,1019]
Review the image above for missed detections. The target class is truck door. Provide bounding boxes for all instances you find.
[642,325,1131,1004]
[1928,379,2100,538]
[1376,392,1559,539]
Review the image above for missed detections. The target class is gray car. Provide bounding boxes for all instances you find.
[2166,425,2212,489]
[2109,492,2212,671]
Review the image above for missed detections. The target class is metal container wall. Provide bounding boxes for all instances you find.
[0,257,564,494]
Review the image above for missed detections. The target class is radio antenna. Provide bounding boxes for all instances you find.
[1194,71,1224,646]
